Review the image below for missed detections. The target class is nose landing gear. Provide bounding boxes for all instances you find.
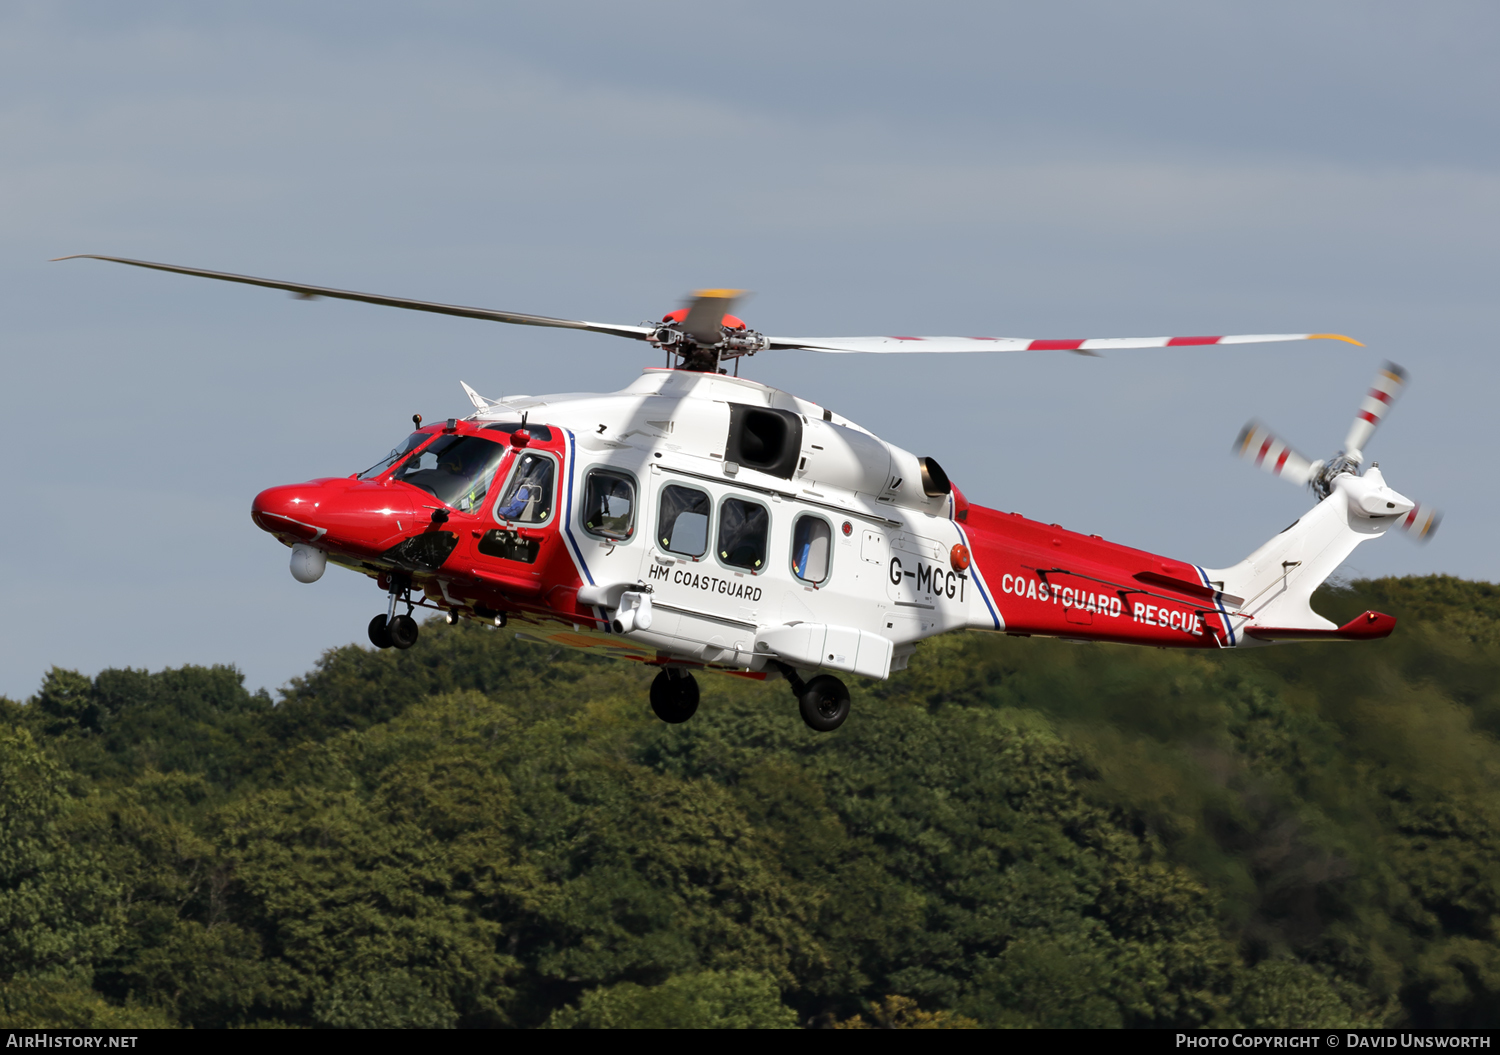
[649,668,700,723]
[368,577,421,650]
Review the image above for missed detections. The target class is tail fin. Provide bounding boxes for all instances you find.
[1201,467,1407,645]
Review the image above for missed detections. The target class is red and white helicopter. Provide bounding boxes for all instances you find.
[64,255,1441,731]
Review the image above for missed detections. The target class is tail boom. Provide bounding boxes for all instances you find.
[960,471,1403,649]
[960,505,1230,648]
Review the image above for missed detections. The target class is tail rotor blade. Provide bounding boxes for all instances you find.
[1235,421,1319,485]
[1344,361,1407,458]
[1397,501,1442,542]
[680,289,745,344]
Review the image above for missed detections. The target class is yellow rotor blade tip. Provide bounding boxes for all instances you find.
[1309,333,1364,346]
[693,288,744,299]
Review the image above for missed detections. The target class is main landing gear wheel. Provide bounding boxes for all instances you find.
[650,669,700,724]
[368,615,393,649]
[799,675,850,732]
[388,614,419,650]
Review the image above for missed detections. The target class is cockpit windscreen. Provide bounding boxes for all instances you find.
[391,435,510,512]
[359,432,431,480]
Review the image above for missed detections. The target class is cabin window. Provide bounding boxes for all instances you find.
[582,469,636,541]
[492,451,556,524]
[658,485,711,558]
[791,515,832,584]
[717,497,770,572]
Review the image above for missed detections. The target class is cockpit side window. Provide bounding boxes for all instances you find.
[658,485,710,558]
[493,451,556,524]
[359,431,432,480]
[582,469,636,541]
[391,435,509,512]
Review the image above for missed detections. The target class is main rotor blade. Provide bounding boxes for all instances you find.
[1397,501,1441,542]
[1234,421,1320,486]
[764,333,1362,354]
[54,255,654,341]
[1343,360,1407,458]
[680,289,744,344]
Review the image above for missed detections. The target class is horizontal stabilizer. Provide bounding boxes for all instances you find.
[1244,610,1396,642]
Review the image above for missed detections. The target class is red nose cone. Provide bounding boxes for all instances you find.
[252,485,324,540]
[252,479,418,553]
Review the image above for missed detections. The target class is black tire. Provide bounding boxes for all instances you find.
[649,669,700,724]
[799,675,850,732]
[368,615,394,649]
[389,614,420,650]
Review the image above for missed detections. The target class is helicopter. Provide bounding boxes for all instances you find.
[61,254,1441,732]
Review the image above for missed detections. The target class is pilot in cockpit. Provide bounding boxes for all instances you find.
[495,453,553,522]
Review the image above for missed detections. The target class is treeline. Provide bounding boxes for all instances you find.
[1,575,1498,1028]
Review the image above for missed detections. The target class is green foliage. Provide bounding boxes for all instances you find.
[0,978,174,1029]
[0,728,121,980]
[834,994,980,1028]
[1228,961,1381,1029]
[546,969,797,1028]
[3,577,1499,1028]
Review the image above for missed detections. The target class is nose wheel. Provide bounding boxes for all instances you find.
[368,615,393,649]
[368,578,421,650]
[649,668,700,723]
[368,613,419,649]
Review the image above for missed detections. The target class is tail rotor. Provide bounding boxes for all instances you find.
[1234,421,1322,486]
[1397,502,1441,541]
[1232,360,1440,543]
[1343,361,1408,465]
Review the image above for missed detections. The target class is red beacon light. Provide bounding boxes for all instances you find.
[510,428,530,448]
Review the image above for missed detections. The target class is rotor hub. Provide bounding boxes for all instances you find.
[646,316,770,372]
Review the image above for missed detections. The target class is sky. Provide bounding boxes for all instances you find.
[2,1,1496,700]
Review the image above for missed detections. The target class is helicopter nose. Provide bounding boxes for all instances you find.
[251,485,326,541]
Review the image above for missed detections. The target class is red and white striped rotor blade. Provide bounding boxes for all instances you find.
[1234,421,1319,486]
[1396,501,1442,542]
[765,333,1362,354]
[1343,361,1407,457]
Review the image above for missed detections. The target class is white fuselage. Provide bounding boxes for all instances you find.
[469,368,985,675]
